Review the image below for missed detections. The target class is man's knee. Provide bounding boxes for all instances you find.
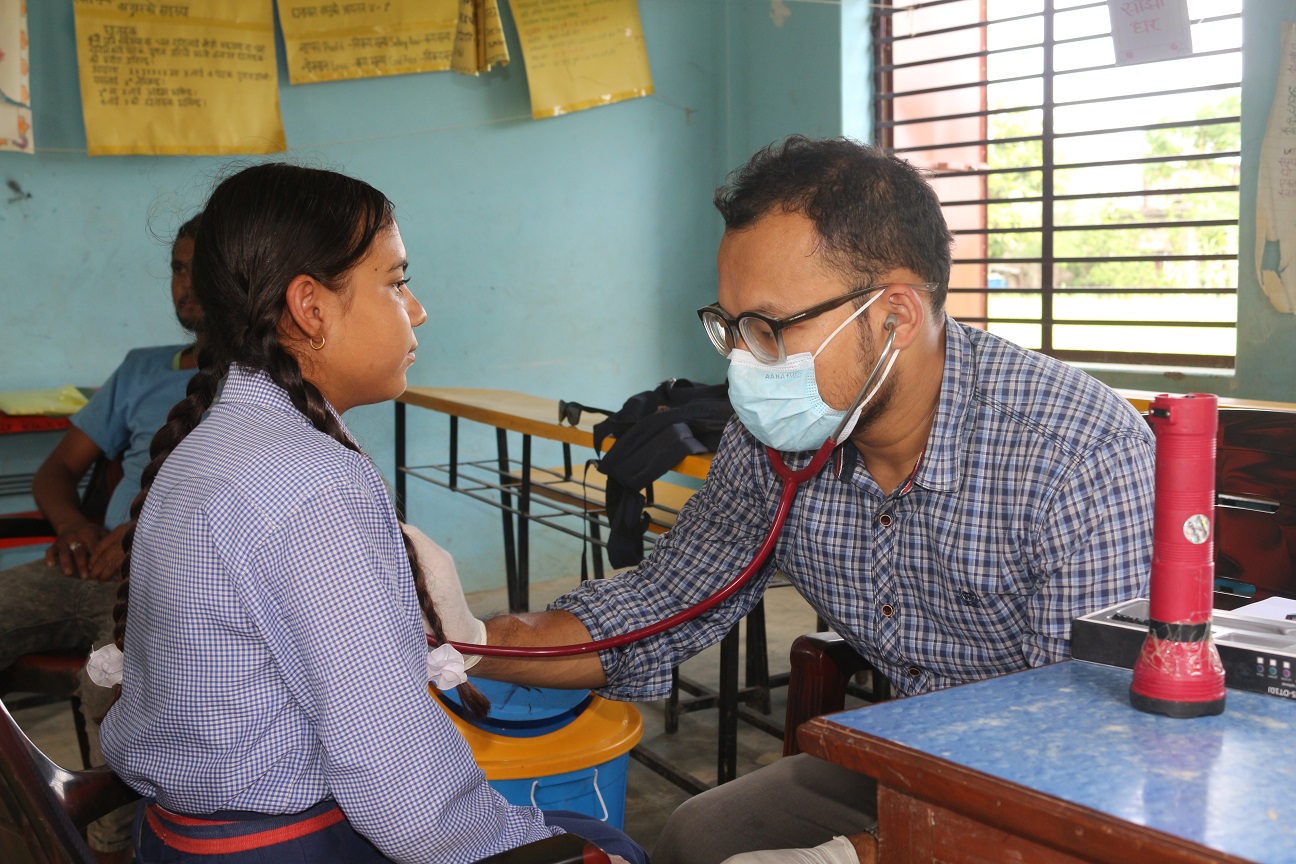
[655,791,749,864]
[653,755,877,864]
[654,759,806,864]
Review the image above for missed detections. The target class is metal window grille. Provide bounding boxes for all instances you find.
[872,0,1242,369]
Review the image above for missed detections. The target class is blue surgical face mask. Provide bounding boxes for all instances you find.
[727,291,899,452]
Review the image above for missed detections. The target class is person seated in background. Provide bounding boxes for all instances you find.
[97,163,644,864]
[0,212,202,864]
[422,135,1157,864]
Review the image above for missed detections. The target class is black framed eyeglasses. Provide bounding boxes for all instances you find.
[697,283,936,365]
[557,399,610,427]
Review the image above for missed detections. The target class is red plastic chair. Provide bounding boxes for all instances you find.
[0,456,123,769]
[0,693,136,863]
[1212,408,1296,606]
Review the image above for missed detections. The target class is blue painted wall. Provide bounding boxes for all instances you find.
[3,1,1289,588]
[719,0,843,168]
[1,1,736,587]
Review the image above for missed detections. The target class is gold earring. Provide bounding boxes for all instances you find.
[309,334,326,351]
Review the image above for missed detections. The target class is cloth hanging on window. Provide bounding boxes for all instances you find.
[1255,21,1296,315]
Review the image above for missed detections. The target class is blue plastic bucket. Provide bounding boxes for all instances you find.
[439,680,592,737]
[490,756,631,827]
[434,682,642,829]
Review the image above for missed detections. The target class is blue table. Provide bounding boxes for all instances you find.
[798,660,1296,864]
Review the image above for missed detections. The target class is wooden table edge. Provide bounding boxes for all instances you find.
[798,715,1251,864]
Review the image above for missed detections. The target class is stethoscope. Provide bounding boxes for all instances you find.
[440,315,900,659]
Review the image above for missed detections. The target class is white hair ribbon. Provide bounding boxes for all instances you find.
[86,643,124,688]
[426,643,468,691]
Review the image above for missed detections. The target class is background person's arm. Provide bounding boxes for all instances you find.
[32,426,107,577]
[86,522,131,580]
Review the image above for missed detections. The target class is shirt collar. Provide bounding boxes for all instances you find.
[835,314,968,495]
[918,315,971,494]
[217,364,350,437]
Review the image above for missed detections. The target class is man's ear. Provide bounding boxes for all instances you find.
[282,274,327,344]
[876,283,929,350]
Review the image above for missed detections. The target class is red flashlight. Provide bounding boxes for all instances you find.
[1129,393,1226,718]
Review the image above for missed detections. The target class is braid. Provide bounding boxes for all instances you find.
[403,529,491,719]
[255,340,488,716]
[111,361,226,700]
[262,338,360,454]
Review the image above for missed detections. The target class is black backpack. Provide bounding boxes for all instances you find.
[588,378,733,567]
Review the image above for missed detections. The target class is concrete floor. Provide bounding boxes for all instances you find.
[8,577,829,856]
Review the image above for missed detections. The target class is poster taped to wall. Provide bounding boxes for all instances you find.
[72,0,285,156]
[511,0,653,119]
[0,0,33,154]
[451,0,509,76]
[1256,21,1296,316]
[278,0,472,84]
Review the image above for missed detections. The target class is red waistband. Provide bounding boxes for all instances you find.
[145,803,346,855]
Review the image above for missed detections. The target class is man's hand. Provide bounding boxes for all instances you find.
[46,521,109,578]
[33,426,113,579]
[86,523,131,580]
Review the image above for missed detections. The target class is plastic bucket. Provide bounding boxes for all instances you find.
[434,680,642,829]
[439,680,592,737]
[490,757,631,827]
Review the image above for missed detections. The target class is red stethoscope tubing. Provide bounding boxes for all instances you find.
[439,438,836,658]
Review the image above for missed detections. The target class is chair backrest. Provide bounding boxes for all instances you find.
[1214,408,1296,603]
[0,698,138,864]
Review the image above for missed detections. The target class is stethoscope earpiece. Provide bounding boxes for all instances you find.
[884,312,899,331]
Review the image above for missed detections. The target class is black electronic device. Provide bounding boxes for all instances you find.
[1072,598,1296,702]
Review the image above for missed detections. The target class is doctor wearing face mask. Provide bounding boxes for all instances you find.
[431,136,1156,864]
[708,275,933,461]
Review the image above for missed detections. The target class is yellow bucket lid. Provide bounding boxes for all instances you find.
[432,689,643,780]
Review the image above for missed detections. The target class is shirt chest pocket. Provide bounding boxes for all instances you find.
[930,548,1039,636]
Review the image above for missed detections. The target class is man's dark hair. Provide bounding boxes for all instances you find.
[714,135,953,311]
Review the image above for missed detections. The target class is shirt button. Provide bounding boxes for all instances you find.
[878,512,893,527]
[908,666,922,677]
[880,604,895,617]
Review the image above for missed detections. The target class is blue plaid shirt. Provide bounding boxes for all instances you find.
[100,367,557,864]
[553,318,1155,699]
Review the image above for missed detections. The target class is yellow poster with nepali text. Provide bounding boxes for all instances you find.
[510,0,653,119]
[277,0,464,85]
[73,0,285,156]
[450,0,508,76]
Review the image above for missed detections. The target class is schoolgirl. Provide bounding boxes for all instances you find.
[96,163,645,864]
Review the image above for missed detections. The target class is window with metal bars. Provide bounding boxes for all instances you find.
[872,0,1242,369]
